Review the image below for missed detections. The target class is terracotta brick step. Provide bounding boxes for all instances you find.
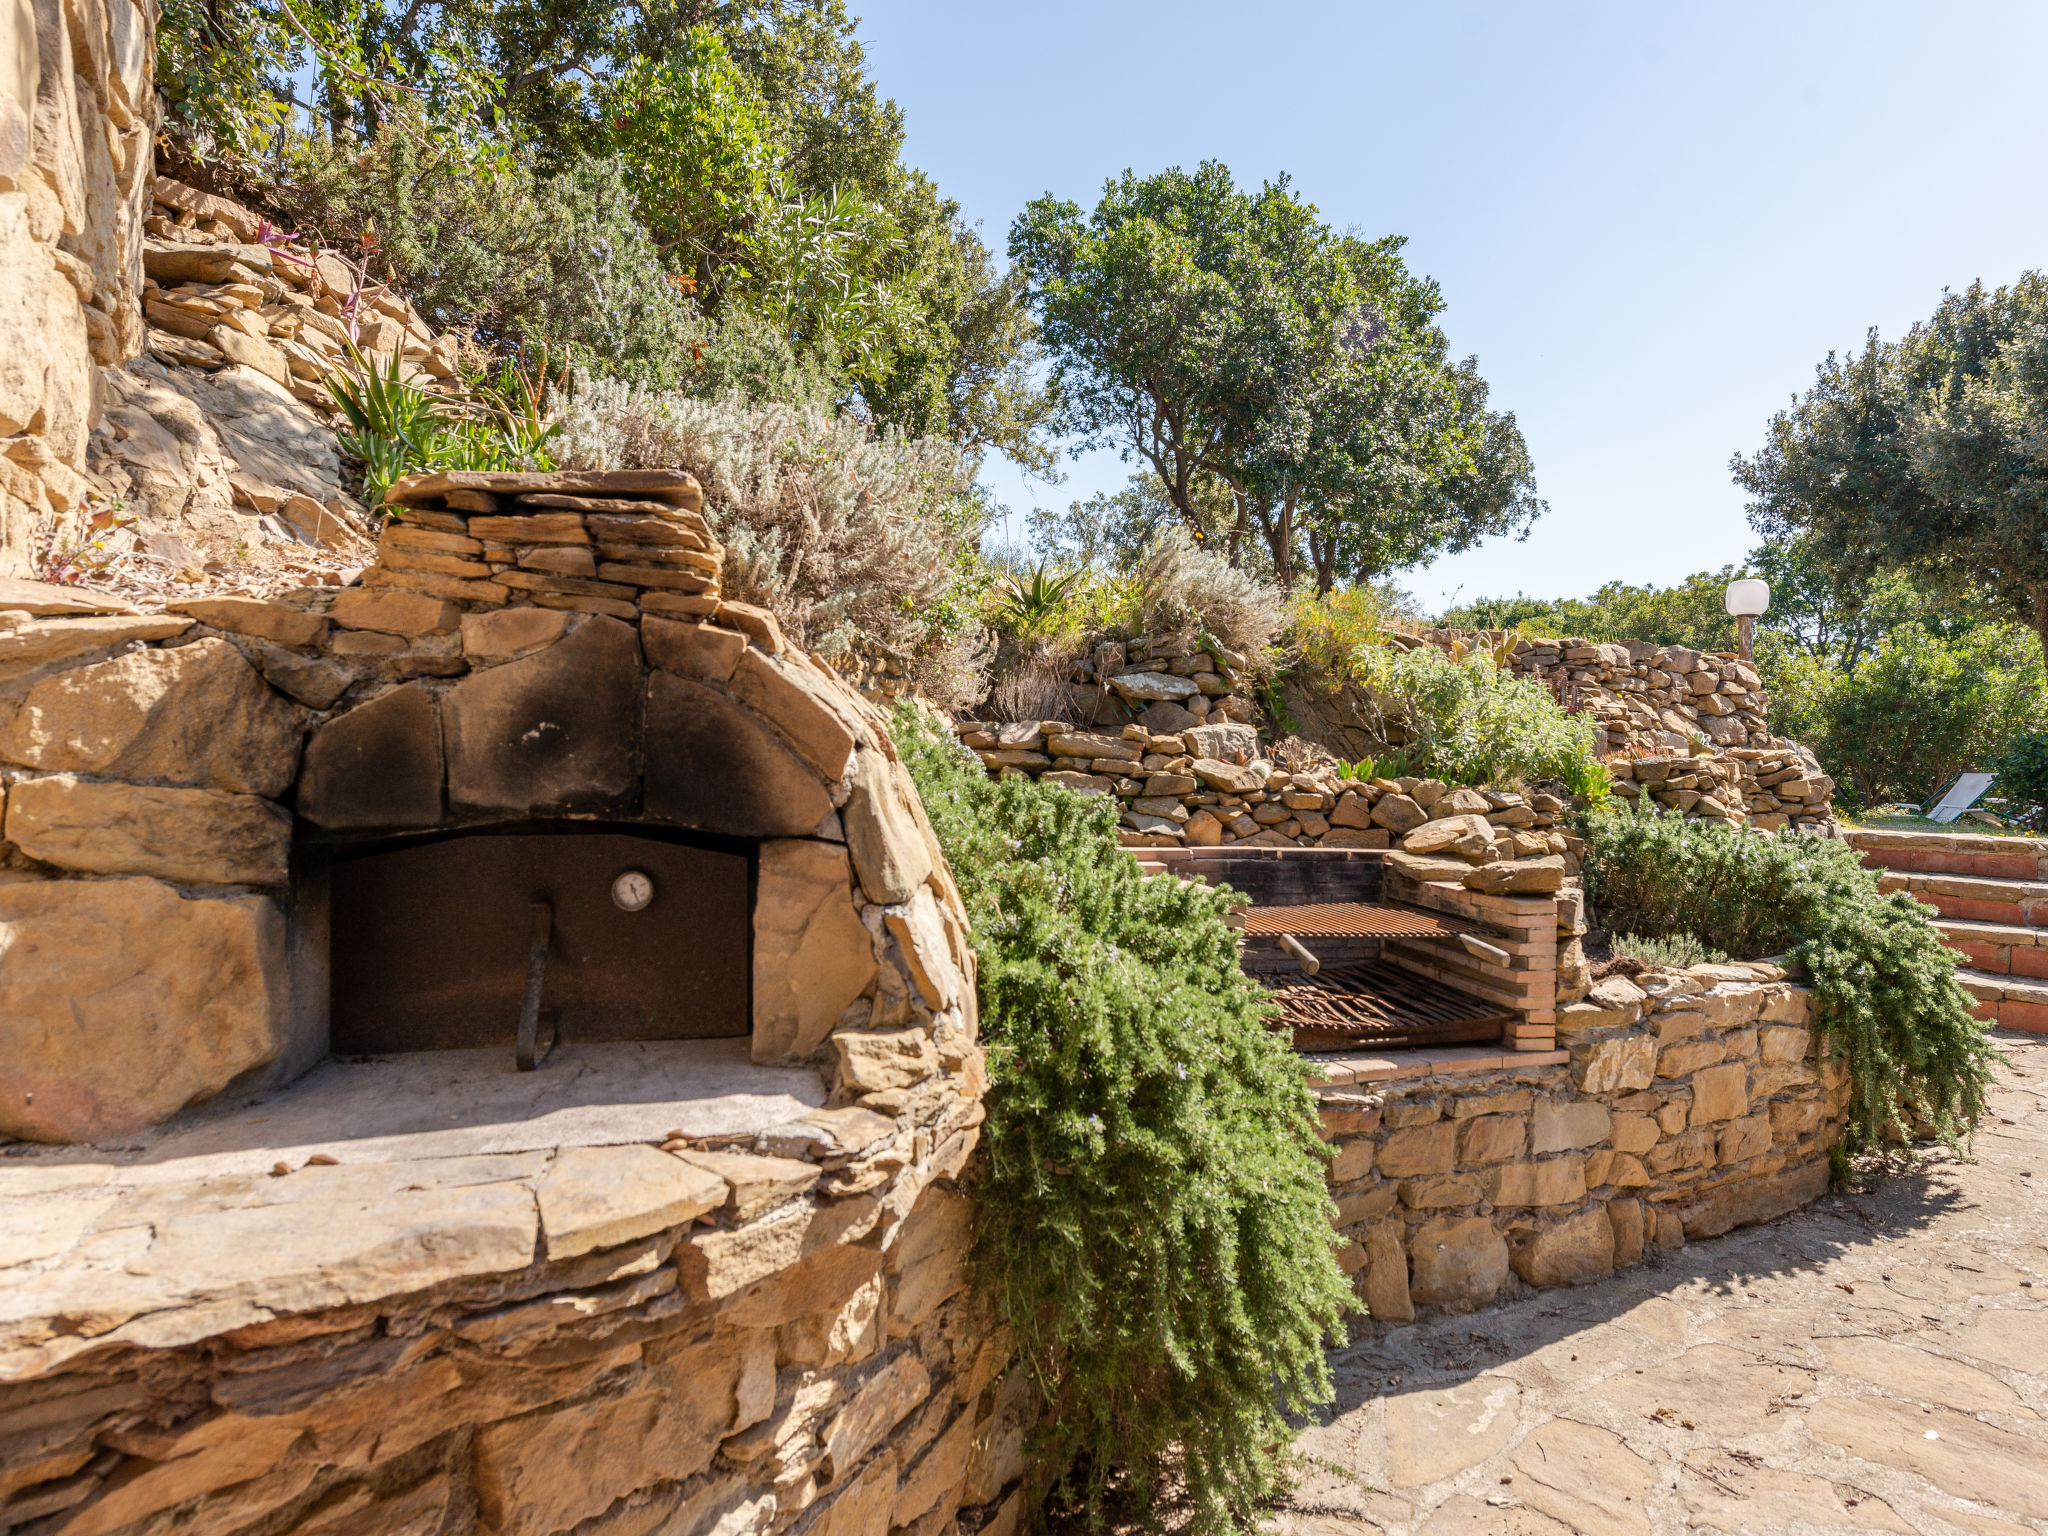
[1955,968,2048,1035]
[1933,918,2048,979]
[1877,869,2048,928]
[1847,826,2048,882]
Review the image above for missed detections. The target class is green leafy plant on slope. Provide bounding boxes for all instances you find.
[327,345,558,506]
[893,706,1349,1534]
[1578,800,1993,1150]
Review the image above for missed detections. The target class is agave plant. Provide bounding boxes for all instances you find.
[993,561,1085,634]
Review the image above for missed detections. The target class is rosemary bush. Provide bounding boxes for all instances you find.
[893,709,1349,1534]
[1578,803,1994,1148]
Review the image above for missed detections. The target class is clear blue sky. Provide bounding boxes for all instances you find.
[852,0,2048,614]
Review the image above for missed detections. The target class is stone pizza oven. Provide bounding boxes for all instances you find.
[0,470,1020,1536]
[1,468,966,1142]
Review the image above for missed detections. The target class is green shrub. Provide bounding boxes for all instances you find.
[1610,932,1725,969]
[1991,730,2048,815]
[893,708,1349,1534]
[554,377,988,707]
[1342,642,1602,789]
[1764,620,2048,808]
[279,123,703,386]
[1578,803,1994,1149]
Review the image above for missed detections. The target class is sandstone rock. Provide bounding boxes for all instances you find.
[824,1353,931,1477]
[1386,850,1480,884]
[1385,1378,1523,1487]
[0,637,302,795]
[674,1150,820,1222]
[1363,1218,1414,1322]
[0,877,286,1141]
[1511,1419,1655,1535]
[462,606,570,661]
[1529,1100,1610,1153]
[1378,1120,1457,1177]
[1108,670,1198,701]
[885,888,964,1011]
[1408,1215,1509,1311]
[1719,1112,1772,1163]
[845,745,932,904]
[645,673,833,837]
[0,614,190,681]
[1462,854,1565,894]
[835,1030,938,1092]
[1672,1156,1829,1240]
[1182,721,1257,760]
[751,839,877,1061]
[642,615,745,681]
[5,774,290,885]
[1371,793,1427,832]
[444,615,639,814]
[297,682,443,830]
[474,1338,743,1536]
[887,1184,972,1334]
[1458,1113,1525,1164]
[329,588,459,636]
[1184,809,1223,846]
[535,1145,728,1260]
[1512,1208,1616,1287]
[169,597,326,648]
[1688,1062,1749,1125]
[1485,1158,1586,1208]
[1759,1025,1810,1065]
[1573,1035,1656,1094]
[1040,769,1113,795]
[730,649,861,782]
[1402,813,1492,858]
[0,578,137,616]
[1607,1198,1646,1267]
[1190,756,1263,794]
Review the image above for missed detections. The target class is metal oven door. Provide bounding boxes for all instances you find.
[329,828,749,1053]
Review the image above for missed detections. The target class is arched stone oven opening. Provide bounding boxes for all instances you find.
[314,823,752,1060]
[266,467,915,1093]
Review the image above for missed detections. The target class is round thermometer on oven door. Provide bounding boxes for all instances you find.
[611,869,655,912]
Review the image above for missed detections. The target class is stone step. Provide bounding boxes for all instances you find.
[1876,869,2048,928]
[1954,968,2048,1035]
[1932,918,2048,980]
[1847,825,2048,882]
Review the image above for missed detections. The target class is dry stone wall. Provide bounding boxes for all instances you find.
[1319,964,1848,1319]
[0,0,154,573]
[0,1044,1013,1536]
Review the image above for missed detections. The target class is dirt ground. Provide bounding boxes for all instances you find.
[1276,1030,2048,1536]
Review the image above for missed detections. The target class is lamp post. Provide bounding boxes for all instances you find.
[1725,578,1770,662]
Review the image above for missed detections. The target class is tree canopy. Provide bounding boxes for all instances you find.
[1734,273,2048,670]
[1011,162,1541,592]
[163,0,1053,469]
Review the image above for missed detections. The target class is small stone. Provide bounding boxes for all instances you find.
[1371,793,1428,832]
[1512,1207,1616,1287]
[535,1145,728,1260]
[461,606,570,661]
[835,1030,939,1092]
[330,588,460,636]
[1408,1215,1510,1311]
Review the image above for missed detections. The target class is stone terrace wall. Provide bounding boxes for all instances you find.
[0,0,154,571]
[0,1059,1016,1536]
[1318,965,1848,1318]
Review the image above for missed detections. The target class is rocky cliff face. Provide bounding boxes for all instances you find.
[0,0,155,572]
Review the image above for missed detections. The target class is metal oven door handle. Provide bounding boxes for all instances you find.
[517,901,555,1071]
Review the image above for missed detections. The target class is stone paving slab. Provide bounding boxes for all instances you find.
[1276,1032,2048,1535]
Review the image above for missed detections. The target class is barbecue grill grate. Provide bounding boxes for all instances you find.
[1266,960,1512,1052]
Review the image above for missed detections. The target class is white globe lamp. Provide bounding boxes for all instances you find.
[1725,578,1770,661]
